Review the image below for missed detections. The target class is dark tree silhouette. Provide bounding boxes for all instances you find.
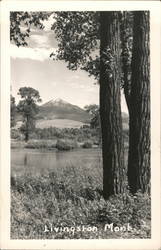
[128,11,150,194]
[100,12,125,198]
[17,87,42,142]
[11,95,16,127]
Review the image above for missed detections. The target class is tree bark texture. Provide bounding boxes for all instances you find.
[100,12,125,199]
[128,11,150,194]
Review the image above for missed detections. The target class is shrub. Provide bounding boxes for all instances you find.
[32,127,100,142]
[82,140,93,148]
[25,140,56,149]
[56,139,78,151]
[11,129,22,140]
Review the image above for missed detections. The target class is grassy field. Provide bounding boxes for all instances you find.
[14,119,86,130]
[11,160,151,239]
[36,119,85,129]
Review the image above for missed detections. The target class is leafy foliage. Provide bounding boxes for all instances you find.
[17,87,42,141]
[51,11,134,86]
[25,140,56,149]
[56,139,78,151]
[50,12,100,78]
[10,11,50,47]
[82,140,93,149]
[10,11,133,87]
[31,126,99,143]
[84,104,100,129]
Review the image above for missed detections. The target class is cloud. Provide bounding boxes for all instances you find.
[30,34,50,48]
[19,21,55,49]
[67,80,99,95]
[42,14,55,31]
[70,75,80,80]
[68,82,86,89]
[29,30,55,49]
[86,85,99,93]
[10,44,56,62]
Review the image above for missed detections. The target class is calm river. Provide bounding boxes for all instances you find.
[11,148,102,176]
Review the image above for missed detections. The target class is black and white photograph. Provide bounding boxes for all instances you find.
[0,1,161,249]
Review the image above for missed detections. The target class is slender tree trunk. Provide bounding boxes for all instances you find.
[25,116,29,142]
[25,132,29,142]
[100,12,125,199]
[128,11,150,194]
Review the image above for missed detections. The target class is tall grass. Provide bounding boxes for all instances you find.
[11,162,150,239]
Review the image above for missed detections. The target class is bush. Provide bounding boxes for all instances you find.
[56,139,78,151]
[11,129,22,140]
[82,140,93,148]
[25,140,56,149]
[32,127,100,142]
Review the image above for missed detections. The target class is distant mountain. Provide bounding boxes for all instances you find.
[14,98,129,129]
[37,98,90,123]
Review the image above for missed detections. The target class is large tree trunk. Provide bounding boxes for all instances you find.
[100,12,125,199]
[128,11,150,194]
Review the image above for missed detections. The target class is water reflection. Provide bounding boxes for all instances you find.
[24,154,27,166]
[11,148,102,175]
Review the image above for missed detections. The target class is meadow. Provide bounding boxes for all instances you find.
[36,119,85,129]
[11,124,150,239]
[11,156,151,239]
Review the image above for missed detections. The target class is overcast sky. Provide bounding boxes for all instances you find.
[10,15,128,113]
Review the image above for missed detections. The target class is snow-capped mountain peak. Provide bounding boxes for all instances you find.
[43,98,69,107]
[39,98,90,123]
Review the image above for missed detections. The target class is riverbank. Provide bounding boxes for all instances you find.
[11,139,99,150]
[11,164,151,239]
